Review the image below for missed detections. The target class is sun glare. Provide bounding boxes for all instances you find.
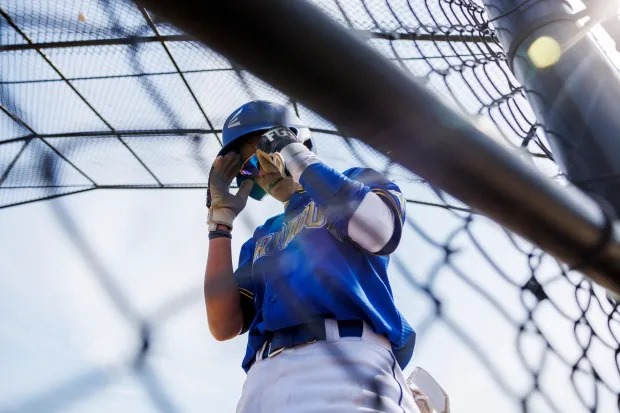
[528,36,562,69]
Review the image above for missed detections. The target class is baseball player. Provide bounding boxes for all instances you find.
[204,100,420,412]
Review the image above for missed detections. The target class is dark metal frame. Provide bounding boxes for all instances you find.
[134,0,620,293]
[0,2,491,206]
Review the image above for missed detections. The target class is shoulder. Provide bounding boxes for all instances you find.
[344,167,406,217]
[252,213,284,238]
[343,167,395,187]
[239,214,283,262]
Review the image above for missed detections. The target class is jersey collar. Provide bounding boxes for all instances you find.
[284,189,310,213]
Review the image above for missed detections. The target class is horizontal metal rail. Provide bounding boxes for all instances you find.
[0,32,494,52]
[0,127,342,145]
[0,34,193,51]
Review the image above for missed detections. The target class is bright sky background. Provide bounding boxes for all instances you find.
[1,1,620,412]
[0,179,550,413]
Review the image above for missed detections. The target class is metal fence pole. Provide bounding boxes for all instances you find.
[482,0,620,215]
[136,0,620,294]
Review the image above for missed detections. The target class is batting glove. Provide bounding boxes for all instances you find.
[207,152,253,231]
[256,127,317,182]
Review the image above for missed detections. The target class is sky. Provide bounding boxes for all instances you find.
[2,179,618,413]
[1,1,620,412]
[0,185,526,413]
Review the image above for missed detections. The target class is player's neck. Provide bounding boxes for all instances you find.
[283,188,306,209]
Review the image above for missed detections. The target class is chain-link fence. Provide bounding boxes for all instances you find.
[1,1,619,412]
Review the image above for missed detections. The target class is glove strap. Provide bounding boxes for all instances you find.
[209,229,232,240]
[280,142,320,183]
[208,208,236,230]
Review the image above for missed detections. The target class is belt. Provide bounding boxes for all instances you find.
[258,319,364,361]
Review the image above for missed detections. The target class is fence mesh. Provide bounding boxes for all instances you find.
[1,1,619,412]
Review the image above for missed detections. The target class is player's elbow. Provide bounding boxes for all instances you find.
[373,233,401,255]
[209,326,236,342]
[208,322,237,341]
[207,310,243,342]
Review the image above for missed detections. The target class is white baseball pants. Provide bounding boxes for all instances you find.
[236,320,420,413]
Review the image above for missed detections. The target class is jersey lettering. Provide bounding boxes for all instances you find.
[253,201,327,262]
[253,233,275,260]
[305,202,325,228]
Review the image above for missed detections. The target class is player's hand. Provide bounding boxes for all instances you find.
[256,127,300,178]
[207,152,253,230]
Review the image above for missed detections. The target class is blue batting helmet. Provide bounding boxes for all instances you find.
[219,100,314,200]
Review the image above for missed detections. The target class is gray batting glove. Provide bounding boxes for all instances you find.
[207,153,253,231]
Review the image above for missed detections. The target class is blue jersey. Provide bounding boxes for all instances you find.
[234,163,415,372]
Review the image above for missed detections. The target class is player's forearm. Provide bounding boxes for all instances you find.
[204,237,244,341]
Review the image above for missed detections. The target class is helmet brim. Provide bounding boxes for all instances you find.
[217,127,270,157]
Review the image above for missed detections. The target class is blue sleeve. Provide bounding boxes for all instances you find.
[234,237,256,335]
[299,164,406,254]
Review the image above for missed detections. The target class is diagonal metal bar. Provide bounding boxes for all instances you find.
[0,102,33,132]
[0,101,98,187]
[0,7,164,187]
[0,9,115,131]
[0,140,31,187]
[0,135,99,187]
[137,7,223,147]
[0,104,33,185]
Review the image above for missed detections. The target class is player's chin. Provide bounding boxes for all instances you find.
[267,178,297,201]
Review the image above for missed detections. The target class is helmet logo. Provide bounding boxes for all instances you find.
[227,108,244,128]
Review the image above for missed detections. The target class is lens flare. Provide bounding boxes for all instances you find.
[527,36,562,69]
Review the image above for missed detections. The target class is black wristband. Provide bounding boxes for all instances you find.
[209,229,232,240]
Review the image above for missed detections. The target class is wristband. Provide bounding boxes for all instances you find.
[209,229,232,240]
